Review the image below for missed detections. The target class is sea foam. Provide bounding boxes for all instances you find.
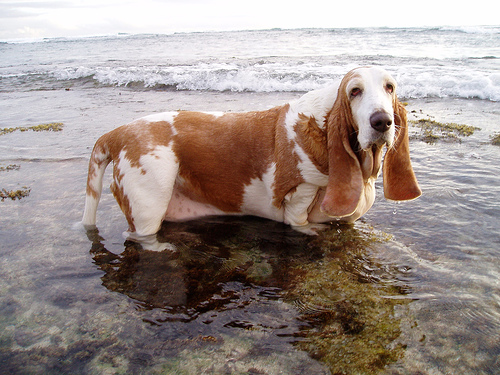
[47,62,500,101]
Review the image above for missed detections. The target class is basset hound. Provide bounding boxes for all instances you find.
[82,66,421,248]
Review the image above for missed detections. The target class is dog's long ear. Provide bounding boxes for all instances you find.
[320,85,364,218]
[383,98,422,201]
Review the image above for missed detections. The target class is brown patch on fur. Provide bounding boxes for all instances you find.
[110,177,135,232]
[293,113,328,175]
[171,110,280,212]
[85,154,105,199]
[103,120,174,168]
[85,137,114,200]
[89,120,175,231]
[271,105,304,208]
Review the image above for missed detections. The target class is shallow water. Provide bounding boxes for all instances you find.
[1,88,500,374]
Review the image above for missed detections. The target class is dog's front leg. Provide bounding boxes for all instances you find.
[283,183,326,235]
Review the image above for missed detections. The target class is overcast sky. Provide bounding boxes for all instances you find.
[0,0,498,41]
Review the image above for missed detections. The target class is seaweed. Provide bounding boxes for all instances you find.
[409,118,479,144]
[0,122,64,136]
[0,165,30,202]
[491,132,500,146]
[0,164,21,172]
[288,226,408,374]
[0,187,31,201]
[0,165,30,201]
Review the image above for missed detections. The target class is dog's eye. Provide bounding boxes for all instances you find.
[351,88,362,97]
[386,83,394,94]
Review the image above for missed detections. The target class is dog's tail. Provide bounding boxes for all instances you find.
[82,135,112,228]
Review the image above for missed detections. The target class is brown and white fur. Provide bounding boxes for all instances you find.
[82,66,421,249]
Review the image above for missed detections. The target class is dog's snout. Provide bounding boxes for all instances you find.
[370,111,392,133]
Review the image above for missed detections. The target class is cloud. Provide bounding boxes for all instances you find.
[0,0,497,41]
[0,1,72,17]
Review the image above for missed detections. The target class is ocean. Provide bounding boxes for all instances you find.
[2,26,500,99]
[1,27,499,374]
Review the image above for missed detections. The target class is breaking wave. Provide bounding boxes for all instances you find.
[43,62,500,101]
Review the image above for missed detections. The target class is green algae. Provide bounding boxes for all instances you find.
[0,164,20,172]
[0,122,64,136]
[0,187,31,201]
[0,165,31,201]
[410,118,479,144]
[26,122,64,132]
[491,132,500,146]
[288,226,408,374]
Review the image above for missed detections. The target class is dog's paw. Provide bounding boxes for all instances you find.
[123,231,176,252]
[291,222,329,236]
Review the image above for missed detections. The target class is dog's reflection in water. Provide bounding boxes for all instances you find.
[86,216,311,320]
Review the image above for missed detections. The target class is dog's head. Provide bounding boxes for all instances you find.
[321,66,421,218]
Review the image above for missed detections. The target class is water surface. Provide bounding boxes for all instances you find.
[1,27,500,374]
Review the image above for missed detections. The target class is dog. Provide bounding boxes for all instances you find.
[82,66,421,249]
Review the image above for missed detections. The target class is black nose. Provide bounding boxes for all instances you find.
[370,111,393,132]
